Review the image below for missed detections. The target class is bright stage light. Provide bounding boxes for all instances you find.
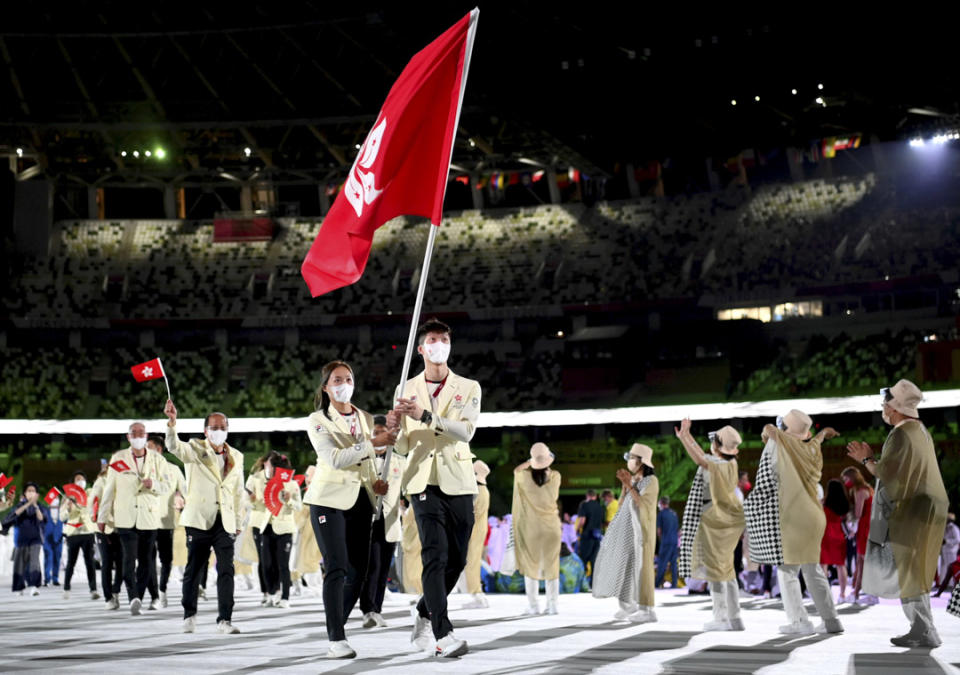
[16,147,23,157]
[791,88,797,95]
[731,99,737,106]
[155,148,166,159]
[909,138,925,147]
[144,150,152,157]
[818,83,824,90]
[754,95,760,102]
[132,150,140,157]
[244,147,252,157]
[120,150,127,157]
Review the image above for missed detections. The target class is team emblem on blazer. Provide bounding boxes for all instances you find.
[317,515,327,524]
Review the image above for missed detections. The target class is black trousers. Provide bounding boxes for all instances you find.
[411,485,474,640]
[310,496,373,642]
[578,536,600,579]
[252,527,268,593]
[64,534,97,592]
[733,538,744,589]
[182,515,234,622]
[96,531,124,601]
[260,524,293,600]
[359,514,395,615]
[156,528,173,593]
[115,527,158,603]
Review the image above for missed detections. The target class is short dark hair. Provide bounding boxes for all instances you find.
[585,489,597,498]
[417,318,451,345]
[601,490,613,499]
[71,470,87,481]
[147,435,164,450]
[373,414,387,427]
[204,412,229,428]
[659,496,670,507]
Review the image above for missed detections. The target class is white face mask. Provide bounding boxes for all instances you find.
[424,341,451,364]
[50,507,59,522]
[207,429,228,447]
[627,458,640,473]
[881,408,892,425]
[76,479,86,490]
[129,436,147,450]
[265,464,273,479]
[330,382,354,404]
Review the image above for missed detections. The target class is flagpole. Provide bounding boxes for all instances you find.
[158,357,172,401]
[375,8,479,519]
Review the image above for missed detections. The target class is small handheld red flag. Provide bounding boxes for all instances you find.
[44,487,62,505]
[269,467,294,486]
[0,473,10,490]
[130,357,172,400]
[62,483,88,507]
[110,460,131,473]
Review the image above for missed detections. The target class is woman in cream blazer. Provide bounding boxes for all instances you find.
[253,451,301,608]
[303,360,395,660]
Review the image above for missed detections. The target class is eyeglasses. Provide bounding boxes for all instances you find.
[707,431,718,443]
[880,387,894,407]
[775,415,787,431]
[623,452,641,461]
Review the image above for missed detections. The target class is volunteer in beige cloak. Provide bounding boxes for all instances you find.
[592,444,659,624]
[462,460,492,609]
[675,420,745,631]
[847,379,949,648]
[743,409,843,636]
[513,444,562,615]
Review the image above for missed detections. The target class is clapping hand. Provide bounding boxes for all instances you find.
[846,441,872,462]
[616,468,633,488]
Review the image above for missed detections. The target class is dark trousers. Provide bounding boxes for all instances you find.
[43,537,63,583]
[182,515,234,622]
[156,528,174,593]
[656,544,679,587]
[116,527,158,603]
[412,485,474,640]
[359,513,395,614]
[64,534,97,592]
[260,524,293,600]
[96,532,124,601]
[252,527,268,593]
[578,536,600,579]
[733,538,744,588]
[311,496,373,642]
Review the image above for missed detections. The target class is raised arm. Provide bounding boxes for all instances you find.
[674,417,709,469]
[164,399,203,464]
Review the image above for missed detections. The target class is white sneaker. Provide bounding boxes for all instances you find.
[90,591,100,600]
[260,593,271,607]
[159,591,167,608]
[523,604,540,616]
[63,590,71,600]
[243,575,254,591]
[436,632,468,658]
[30,587,40,596]
[891,631,941,648]
[628,608,657,624]
[544,602,558,615]
[410,612,434,652]
[779,620,815,635]
[198,587,207,601]
[362,612,377,628]
[728,618,745,631]
[371,612,387,627]
[148,598,160,611]
[276,599,290,609]
[216,620,240,634]
[182,616,196,633]
[815,618,844,634]
[326,640,356,659]
[703,619,734,631]
[130,598,142,616]
[268,593,281,607]
[106,596,120,610]
[461,593,489,609]
[614,604,639,620]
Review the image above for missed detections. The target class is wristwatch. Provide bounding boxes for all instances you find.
[861,456,876,466]
[420,410,433,426]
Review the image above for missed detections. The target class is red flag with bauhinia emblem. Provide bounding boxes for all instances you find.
[44,487,61,505]
[131,358,164,383]
[300,9,479,296]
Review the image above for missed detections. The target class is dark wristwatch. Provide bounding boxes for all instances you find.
[420,410,433,426]
[861,456,876,466]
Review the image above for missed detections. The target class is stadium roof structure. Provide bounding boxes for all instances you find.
[1,5,958,187]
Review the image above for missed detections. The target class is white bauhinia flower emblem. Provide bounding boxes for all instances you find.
[345,117,387,218]
[141,366,154,378]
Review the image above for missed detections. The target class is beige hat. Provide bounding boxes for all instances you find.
[628,443,654,469]
[884,379,922,418]
[780,409,813,439]
[473,460,491,485]
[712,425,742,455]
[529,442,555,470]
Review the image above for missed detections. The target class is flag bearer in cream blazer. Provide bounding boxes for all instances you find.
[164,400,244,635]
[98,421,169,616]
[388,319,481,659]
[304,360,395,660]
[253,451,302,608]
[148,435,186,609]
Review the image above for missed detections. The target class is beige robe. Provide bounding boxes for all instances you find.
[775,429,825,564]
[875,420,949,598]
[172,511,188,568]
[293,505,322,576]
[693,459,745,582]
[465,485,490,594]
[635,475,659,607]
[401,507,423,594]
[513,469,562,581]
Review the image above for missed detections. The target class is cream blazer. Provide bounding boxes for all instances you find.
[246,470,269,531]
[165,425,245,534]
[62,487,96,536]
[395,370,480,497]
[258,479,303,535]
[303,406,379,511]
[376,452,405,543]
[97,448,169,530]
[88,475,114,534]
[158,461,186,530]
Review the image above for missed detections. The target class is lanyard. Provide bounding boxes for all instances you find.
[428,376,448,399]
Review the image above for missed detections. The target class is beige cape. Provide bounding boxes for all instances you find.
[693,459,745,582]
[775,429,825,564]
[512,468,562,580]
[465,484,490,594]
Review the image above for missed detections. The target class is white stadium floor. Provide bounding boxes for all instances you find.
[0,579,958,674]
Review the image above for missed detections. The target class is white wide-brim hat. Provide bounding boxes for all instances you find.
[628,443,654,469]
[884,379,922,418]
[530,442,554,470]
